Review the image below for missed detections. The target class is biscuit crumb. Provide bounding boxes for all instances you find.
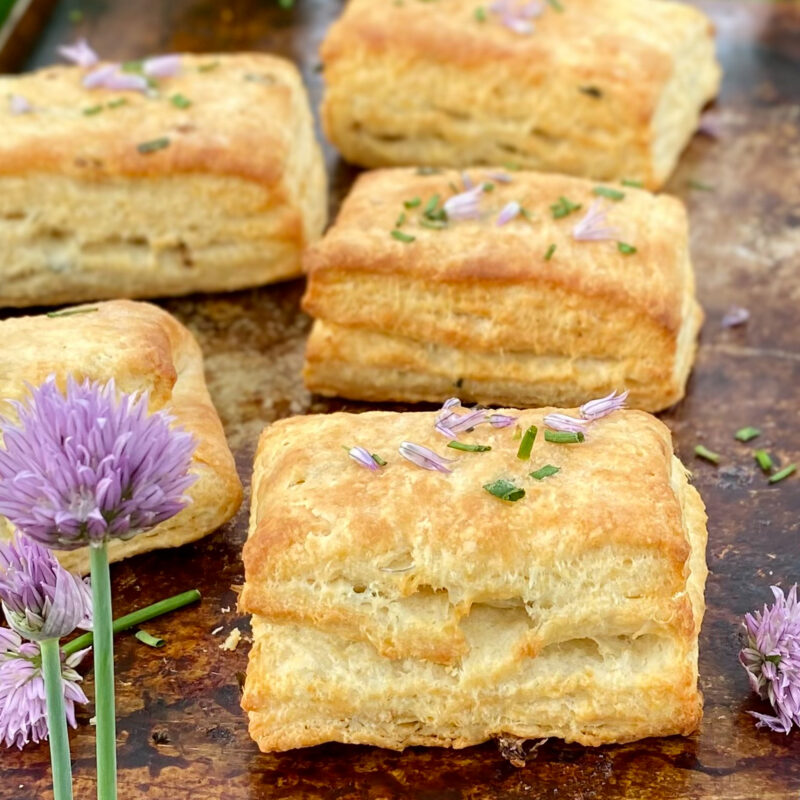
[211,626,223,636]
[219,627,242,651]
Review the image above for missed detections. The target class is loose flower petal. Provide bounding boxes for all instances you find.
[348,446,379,472]
[489,0,543,34]
[496,201,521,226]
[721,306,750,328]
[57,38,99,68]
[486,171,512,184]
[398,442,454,473]
[572,200,619,242]
[489,413,517,428]
[9,95,32,115]
[143,54,181,79]
[543,413,591,434]
[83,65,148,92]
[579,390,629,421]
[443,184,484,222]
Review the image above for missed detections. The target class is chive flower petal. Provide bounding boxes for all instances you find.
[398,442,454,474]
[83,64,149,92]
[543,413,590,434]
[721,306,750,328]
[489,413,517,428]
[572,200,619,242]
[348,446,380,472]
[496,201,522,226]
[579,389,628,421]
[57,37,99,68]
[143,54,182,79]
[443,184,484,221]
[9,95,32,115]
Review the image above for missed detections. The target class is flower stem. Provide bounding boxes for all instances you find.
[40,637,74,800]
[89,543,117,800]
[62,589,201,657]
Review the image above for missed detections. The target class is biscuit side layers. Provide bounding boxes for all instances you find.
[0,54,327,306]
[0,300,243,573]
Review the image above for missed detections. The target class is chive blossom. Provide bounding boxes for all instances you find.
[447,442,491,452]
[530,464,560,480]
[694,444,720,464]
[769,464,797,484]
[735,427,761,443]
[544,431,584,444]
[483,479,525,502]
[755,450,774,472]
[517,426,538,460]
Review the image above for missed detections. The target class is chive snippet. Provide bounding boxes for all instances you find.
[483,479,525,502]
[593,186,625,201]
[416,166,442,175]
[769,464,797,484]
[621,179,644,188]
[134,630,164,648]
[419,218,447,230]
[371,453,387,467]
[46,307,99,318]
[688,179,714,192]
[198,60,220,72]
[107,98,128,109]
[545,431,584,444]
[391,229,415,243]
[734,426,761,443]
[544,244,556,261]
[546,0,564,10]
[424,194,441,217]
[447,441,491,452]
[137,137,170,154]
[170,93,192,109]
[474,6,487,21]
[550,196,582,220]
[694,444,720,464]
[530,464,561,481]
[754,450,773,472]
[83,105,103,116]
[395,212,407,227]
[617,242,637,255]
[404,197,421,209]
[517,426,538,460]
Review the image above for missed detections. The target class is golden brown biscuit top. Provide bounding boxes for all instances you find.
[245,408,690,590]
[0,53,303,184]
[303,168,690,331]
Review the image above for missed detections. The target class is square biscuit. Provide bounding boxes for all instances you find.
[0,53,327,307]
[241,407,708,750]
[302,168,703,412]
[321,0,721,188]
[0,300,243,573]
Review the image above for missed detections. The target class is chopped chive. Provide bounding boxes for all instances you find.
[545,431,585,444]
[754,449,773,472]
[688,179,714,192]
[482,182,495,192]
[544,243,556,261]
[121,59,143,73]
[395,212,407,227]
[447,441,492,452]
[579,86,603,99]
[134,630,164,648]
[424,194,441,217]
[512,426,522,440]
[474,6,487,21]
[68,9,84,23]
[198,60,220,72]
[734,426,761,443]
[503,162,520,171]
[420,218,447,230]
[82,105,103,115]
[391,229,415,243]
[137,137,170,154]
[530,464,561,481]
[517,425,538,460]
[694,444,720,464]
[46,307,98,318]
[593,186,625,201]
[404,197,421,209]
[170,93,192,109]
[416,166,442,175]
[371,453,387,466]
[617,242,637,255]
[550,196,582,220]
[520,207,533,221]
[621,179,644,188]
[107,98,127,109]
[769,464,797,484]
[483,479,525,502]
[448,181,460,194]
[546,0,564,10]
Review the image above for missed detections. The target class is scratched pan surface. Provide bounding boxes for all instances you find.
[2,1,800,798]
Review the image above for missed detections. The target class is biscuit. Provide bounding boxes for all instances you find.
[0,53,327,306]
[321,0,721,189]
[241,407,708,750]
[303,168,702,412]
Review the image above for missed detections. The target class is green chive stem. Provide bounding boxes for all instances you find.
[769,464,796,484]
[544,430,584,444]
[754,450,773,472]
[89,543,117,800]
[40,637,73,800]
[694,444,720,464]
[517,426,538,460]
[447,441,491,452]
[734,426,761,442]
[530,464,560,480]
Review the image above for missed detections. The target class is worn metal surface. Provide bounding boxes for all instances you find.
[3,1,800,797]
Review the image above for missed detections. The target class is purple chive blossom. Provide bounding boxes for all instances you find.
[486,171,512,184]
[496,201,521,226]
[9,95,32,115]
[398,442,454,474]
[143,54,181,78]
[348,446,379,472]
[83,64,149,92]
[697,110,723,139]
[461,172,475,190]
[739,585,800,734]
[0,535,91,642]
[489,413,517,428]
[721,306,750,328]
[543,413,591,434]
[579,390,629,421]
[0,376,197,551]
[489,0,543,34]
[572,200,619,242]
[0,628,88,749]
[434,398,487,439]
[443,184,484,222]
[57,37,99,68]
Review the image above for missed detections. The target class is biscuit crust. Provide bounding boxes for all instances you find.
[0,54,327,306]
[0,300,243,573]
[241,408,708,750]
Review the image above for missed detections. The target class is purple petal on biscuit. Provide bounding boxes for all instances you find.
[580,390,629,421]
[543,413,591,434]
[496,201,521,226]
[348,446,379,471]
[398,442,454,473]
[721,306,750,328]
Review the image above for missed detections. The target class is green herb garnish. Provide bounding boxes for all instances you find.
[447,442,491,452]
[107,98,127,109]
[134,630,164,648]
[769,464,797,484]
[404,197,421,209]
[694,444,720,464]
[483,479,525,502]
[517,426,538,460]
[546,0,564,10]
[68,9,84,23]
[170,93,192,109]
[688,179,714,192]
[137,137,170,154]
[530,464,561,481]
[550,196,582,220]
[474,6,487,21]
[371,453,387,467]
[755,450,773,472]
[121,60,143,74]
[545,431,584,444]
[544,243,556,261]
[391,229,416,243]
[579,86,602,99]
[46,307,99,318]
[734,426,761,443]
[617,242,637,255]
[83,105,103,116]
[621,179,644,188]
[593,186,625,201]
[424,194,442,217]
[420,218,447,230]
[396,212,407,227]
[482,182,495,192]
[416,166,442,176]
[503,162,520,171]
[198,61,220,72]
